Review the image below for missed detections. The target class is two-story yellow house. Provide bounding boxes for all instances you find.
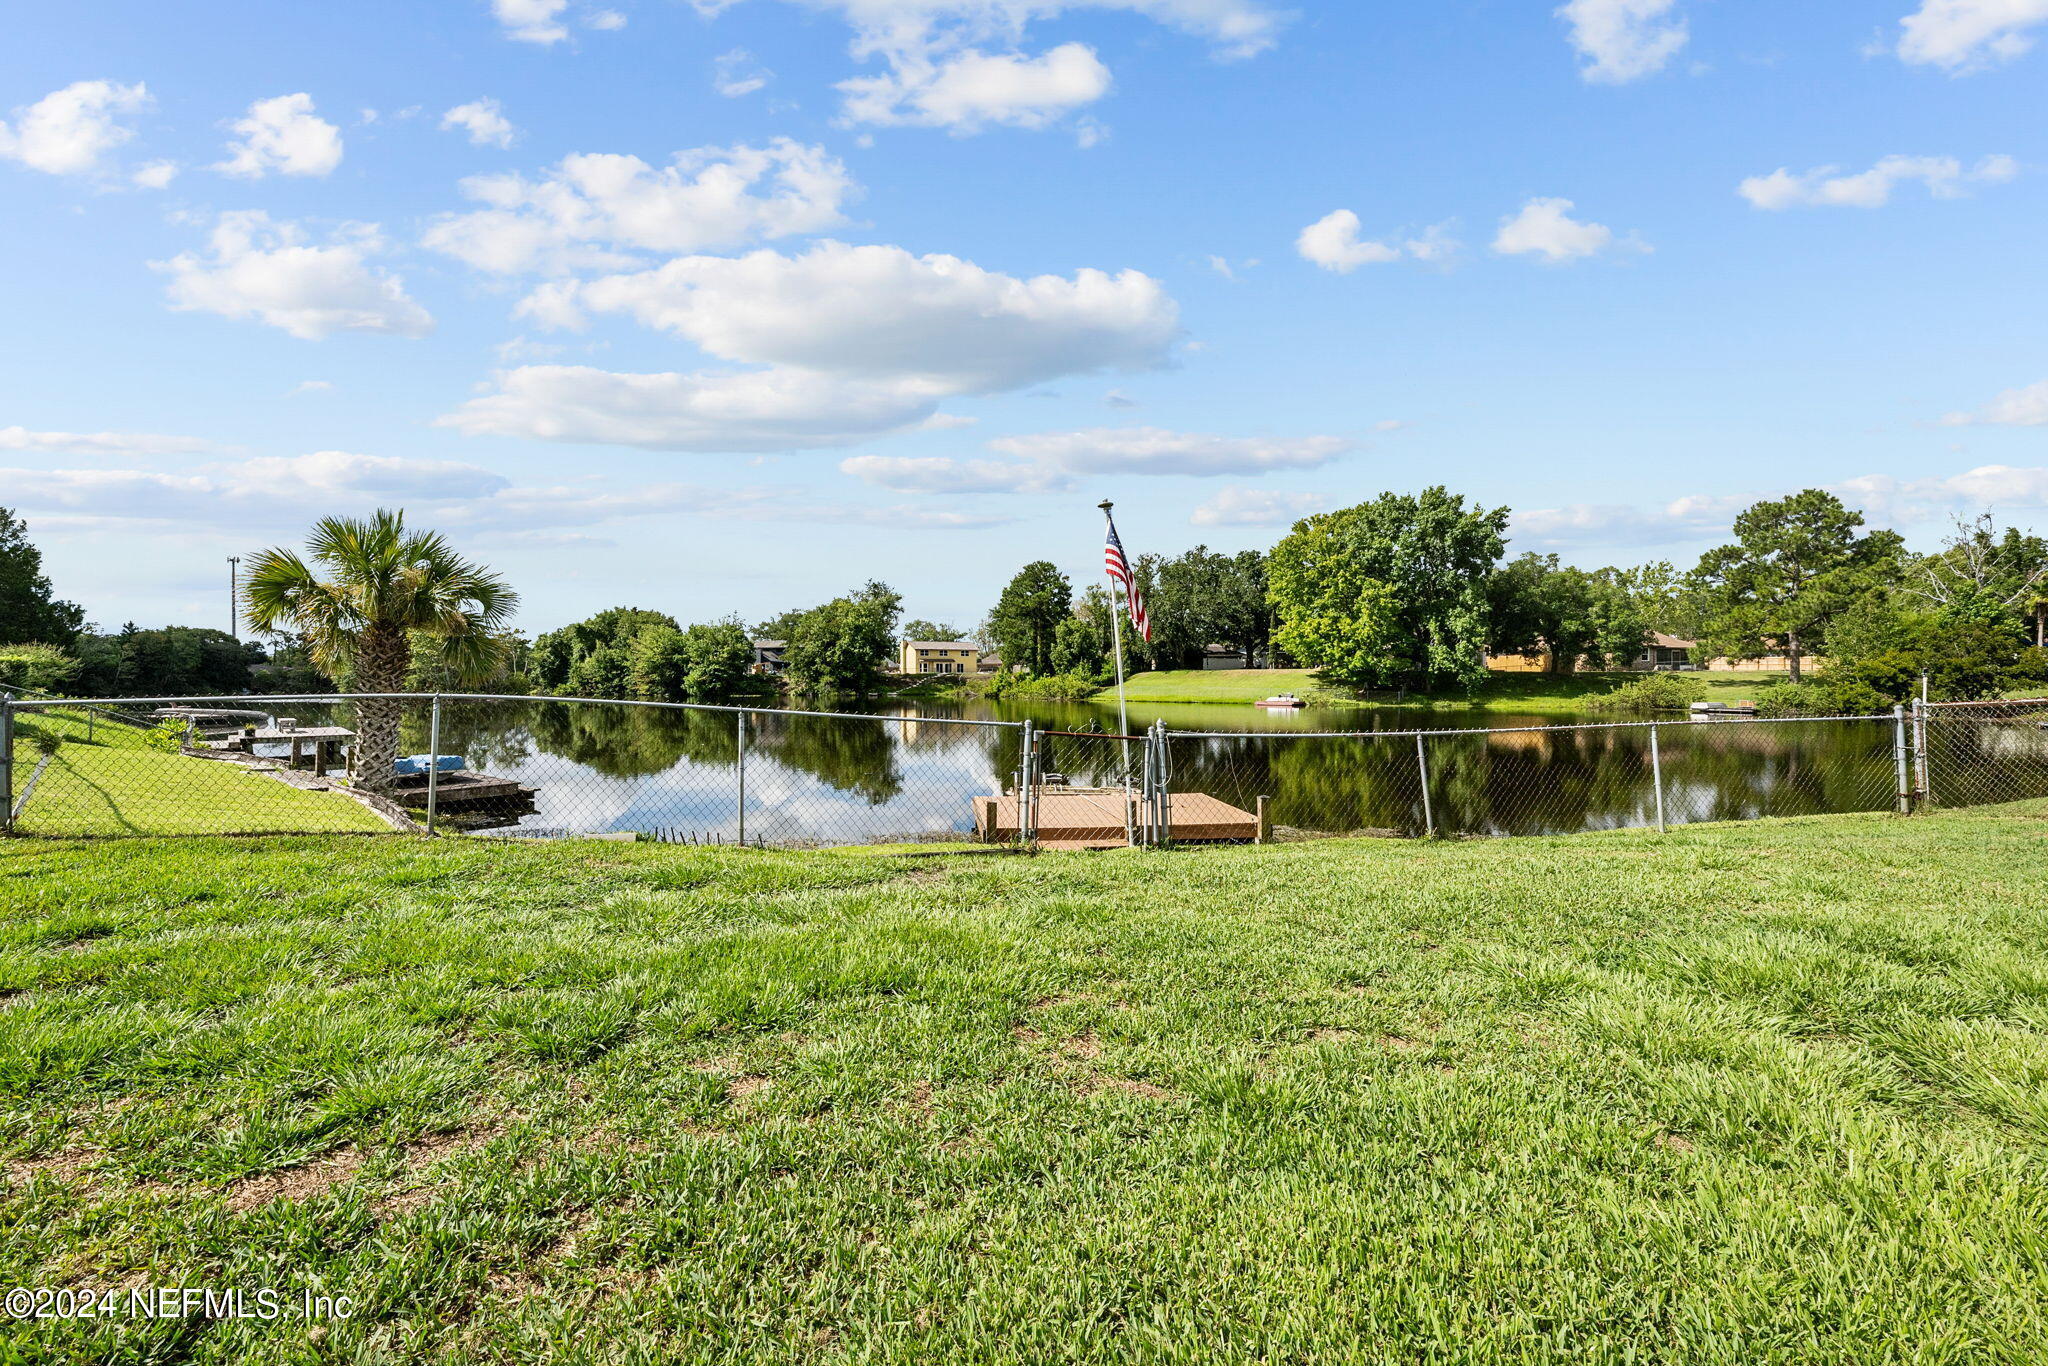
[899,640,982,675]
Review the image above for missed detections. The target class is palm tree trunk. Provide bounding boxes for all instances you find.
[350,626,410,796]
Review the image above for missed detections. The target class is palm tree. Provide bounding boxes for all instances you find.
[243,510,517,795]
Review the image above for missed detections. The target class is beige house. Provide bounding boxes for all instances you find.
[899,640,981,675]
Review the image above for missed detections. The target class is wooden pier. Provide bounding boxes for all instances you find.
[974,788,1261,850]
[390,770,538,814]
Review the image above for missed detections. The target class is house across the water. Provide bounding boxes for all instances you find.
[899,640,982,675]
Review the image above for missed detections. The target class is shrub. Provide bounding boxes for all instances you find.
[142,720,186,753]
[1587,673,1706,713]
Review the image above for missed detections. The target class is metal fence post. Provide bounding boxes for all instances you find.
[1415,732,1435,838]
[0,697,12,835]
[1649,723,1666,834]
[1154,719,1171,846]
[1892,705,1911,816]
[1912,698,1930,808]
[735,710,748,845]
[425,694,443,836]
[1018,720,1034,847]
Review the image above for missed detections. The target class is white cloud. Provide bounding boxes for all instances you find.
[1492,197,1641,262]
[988,426,1349,475]
[838,453,1070,492]
[1189,487,1327,527]
[156,211,434,341]
[534,241,1180,394]
[215,94,343,178]
[0,426,214,457]
[1515,465,2048,550]
[455,241,1178,452]
[1943,378,2048,427]
[234,450,510,500]
[441,98,520,149]
[1556,0,1688,83]
[1294,211,1458,274]
[0,452,506,525]
[1511,494,1744,549]
[422,139,856,274]
[1896,0,2048,71]
[712,0,1282,132]
[1739,153,2017,209]
[586,8,628,29]
[290,380,336,395]
[493,0,570,43]
[0,80,151,176]
[1833,467,2048,523]
[715,49,774,97]
[839,42,1112,131]
[131,159,178,189]
[438,364,947,451]
[1296,211,1400,273]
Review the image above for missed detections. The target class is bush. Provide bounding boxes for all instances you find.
[142,720,186,753]
[1586,673,1706,713]
[982,671,1100,701]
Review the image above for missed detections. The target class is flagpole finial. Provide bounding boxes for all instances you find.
[1097,499,1114,513]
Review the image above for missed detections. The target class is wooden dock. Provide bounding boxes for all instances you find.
[974,788,1261,850]
[390,770,538,814]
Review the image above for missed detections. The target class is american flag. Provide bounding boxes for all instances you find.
[1103,513,1151,642]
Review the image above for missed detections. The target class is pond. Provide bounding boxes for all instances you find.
[268,693,1915,846]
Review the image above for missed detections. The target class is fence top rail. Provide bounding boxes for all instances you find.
[3,691,1027,730]
[1923,697,2048,710]
[1170,712,1895,741]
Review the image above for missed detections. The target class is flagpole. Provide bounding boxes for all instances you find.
[1098,500,1131,740]
[1099,500,1135,845]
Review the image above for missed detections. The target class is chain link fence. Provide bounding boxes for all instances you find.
[2,692,2042,846]
[1920,698,2048,814]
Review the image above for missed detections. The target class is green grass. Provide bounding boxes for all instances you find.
[5,808,2048,1361]
[8,709,390,838]
[1120,668,1787,712]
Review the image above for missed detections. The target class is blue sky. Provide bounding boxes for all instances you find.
[2,0,2045,635]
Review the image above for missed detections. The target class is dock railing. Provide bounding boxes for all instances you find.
[2,691,2044,847]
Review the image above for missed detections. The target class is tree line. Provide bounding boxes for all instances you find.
[980,486,2048,710]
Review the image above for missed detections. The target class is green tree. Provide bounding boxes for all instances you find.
[1897,514,2048,643]
[785,581,902,694]
[682,618,754,700]
[1489,556,1650,673]
[533,607,677,694]
[901,619,963,642]
[1050,615,1106,677]
[1689,491,1902,682]
[73,625,257,697]
[628,624,692,702]
[242,510,517,794]
[0,509,83,647]
[0,643,80,693]
[989,562,1072,675]
[1268,487,1508,690]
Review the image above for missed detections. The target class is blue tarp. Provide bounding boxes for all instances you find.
[393,754,466,776]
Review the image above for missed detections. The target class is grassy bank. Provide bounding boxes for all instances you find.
[8,707,389,838]
[6,808,2048,1361]
[1120,668,1787,712]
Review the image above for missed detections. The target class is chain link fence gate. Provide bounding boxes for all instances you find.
[1918,698,2048,814]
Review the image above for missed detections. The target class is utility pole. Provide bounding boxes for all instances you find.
[228,556,241,638]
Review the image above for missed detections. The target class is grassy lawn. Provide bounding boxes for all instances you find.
[1120,668,1787,712]
[5,809,2048,1361]
[8,708,390,838]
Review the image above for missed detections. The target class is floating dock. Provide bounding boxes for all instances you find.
[975,788,1261,850]
[390,770,538,815]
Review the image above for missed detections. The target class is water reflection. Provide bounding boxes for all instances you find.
[391,697,1940,845]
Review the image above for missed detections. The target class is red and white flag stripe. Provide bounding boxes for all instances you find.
[1103,515,1152,643]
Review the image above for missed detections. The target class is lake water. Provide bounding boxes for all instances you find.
[308,694,1911,845]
